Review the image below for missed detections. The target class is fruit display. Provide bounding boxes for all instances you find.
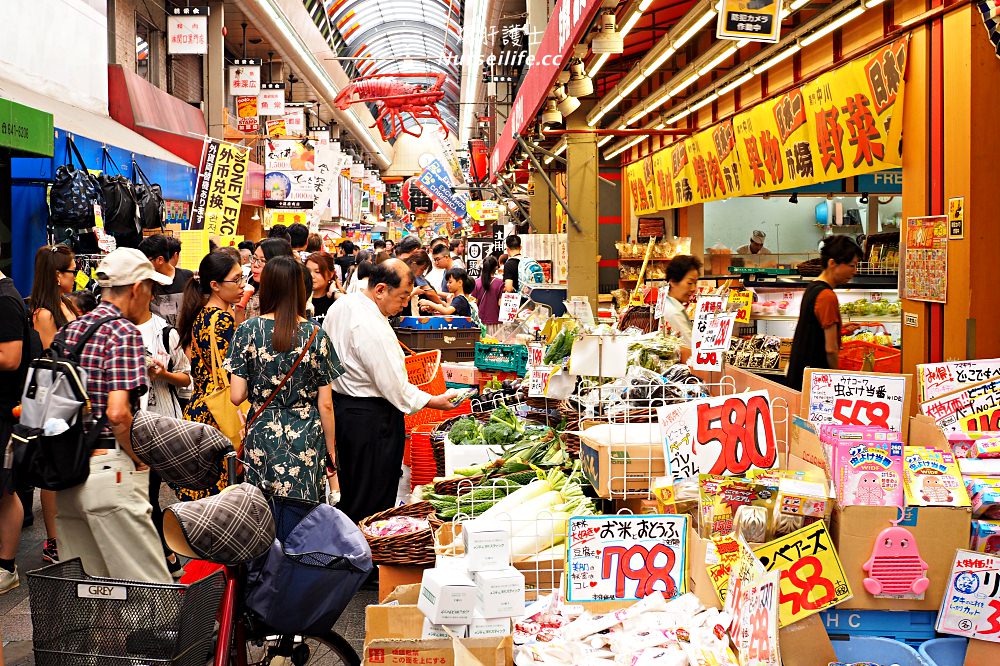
[842,328,895,347]
[839,298,901,317]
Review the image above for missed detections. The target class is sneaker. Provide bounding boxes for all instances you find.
[42,538,58,564]
[0,567,18,595]
[166,555,185,580]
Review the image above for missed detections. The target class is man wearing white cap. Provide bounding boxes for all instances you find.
[737,229,772,255]
[53,248,173,583]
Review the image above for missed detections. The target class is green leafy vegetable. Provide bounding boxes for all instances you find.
[448,417,483,445]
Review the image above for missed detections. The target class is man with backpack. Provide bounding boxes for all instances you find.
[53,248,172,583]
[502,235,544,298]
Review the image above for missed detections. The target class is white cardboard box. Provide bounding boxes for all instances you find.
[473,567,525,618]
[442,362,478,385]
[421,617,468,639]
[462,520,511,572]
[469,612,511,638]
[418,568,477,625]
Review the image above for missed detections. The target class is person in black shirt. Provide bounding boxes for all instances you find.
[306,252,339,326]
[138,234,194,328]
[503,234,522,293]
[419,268,475,319]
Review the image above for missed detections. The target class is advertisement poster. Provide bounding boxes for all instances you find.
[917,358,1000,403]
[921,375,1000,433]
[228,59,261,95]
[904,215,948,303]
[265,139,315,207]
[167,7,208,55]
[566,515,688,602]
[628,37,909,214]
[753,521,853,626]
[414,158,468,221]
[658,390,778,480]
[235,96,259,134]
[805,370,910,434]
[202,143,249,236]
[265,118,287,137]
[717,0,782,43]
[258,83,285,116]
[948,196,965,240]
[937,550,1000,642]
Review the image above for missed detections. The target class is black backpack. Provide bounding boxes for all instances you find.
[98,148,141,236]
[133,160,164,230]
[49,136,104,231]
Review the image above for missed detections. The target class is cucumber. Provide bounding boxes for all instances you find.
[501,470,538,485]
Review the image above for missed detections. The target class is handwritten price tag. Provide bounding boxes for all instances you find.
[659,390,779,480]
[937,549,1000,642]
[692,311,737,372]
[737,570,781,666]
[527,365,552,397]
[806,370,908,434]
[917,359,1000,402]
[725,536,765,641]
[566,515,688,602]
[753,521,853,627]
[921,376,1000,433]
[499,292,521,322]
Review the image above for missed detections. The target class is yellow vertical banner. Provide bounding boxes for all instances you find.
[204,143,250,238]
[626,160,656,215]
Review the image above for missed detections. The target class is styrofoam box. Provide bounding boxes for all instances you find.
[417,568,476,625]
[473,567,525,618]
[442,362,479,385]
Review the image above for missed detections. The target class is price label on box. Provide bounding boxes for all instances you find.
[527,343,544,368]
[527,365,552,397]
[736,570,781,666]
[499,292,521,322]
[805,370,910,434]
[566,515,688,602]
[937,549,1000,642]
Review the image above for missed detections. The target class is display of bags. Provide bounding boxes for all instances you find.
[98,148,141,237]
[195,311,249,444]
[49,136,103,231]
[133,159,165,230]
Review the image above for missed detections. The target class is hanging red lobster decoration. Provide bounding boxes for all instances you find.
[334,72,449,141]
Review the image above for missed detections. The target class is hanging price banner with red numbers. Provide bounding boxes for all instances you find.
[937,549,1000,642]
[753,521,853,627]
[658,390,779,480]
[692,311,737,371]
[804,369,911,436]
[566,515,688,602]
[736,570,781,666]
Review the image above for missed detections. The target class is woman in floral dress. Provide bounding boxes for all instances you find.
[226,256,344,502]
[175,251,245,500]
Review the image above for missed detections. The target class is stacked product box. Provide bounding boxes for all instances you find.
[949,432,1000,553]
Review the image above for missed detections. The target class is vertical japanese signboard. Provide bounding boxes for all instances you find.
[168,7,208,55]
[202,143,249,237]
[904,215,948,303]
[566,514,688,602]
[228,59,261,95]
[258,83,285,116]
[937,550,1000,642]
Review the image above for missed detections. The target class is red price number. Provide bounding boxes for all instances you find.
[779,555,835,616]
[982,599,1000,635]
[964,408,1000,432]
[601,544,677,599]
[832,398,891,428]
[696,394,777,475]
[695,351,719,367]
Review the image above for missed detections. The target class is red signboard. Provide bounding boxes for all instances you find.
[489,0,605,180]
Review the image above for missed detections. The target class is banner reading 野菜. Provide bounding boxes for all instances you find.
[628,37,909,214]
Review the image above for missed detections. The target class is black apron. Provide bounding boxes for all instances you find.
[785,280,839,392]
[332,392,405,523]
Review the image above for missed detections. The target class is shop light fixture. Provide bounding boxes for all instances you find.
[619,76,644,99]
[688,92,719,113]
[752,43,801,75]
[717,71,753,96]
[598,134,615,148]
[620,9,644,35]
[673,9,717,49]
[605,135,645,160]
[697,45,738,76]
[542,99,563,125]
[653,122,666,129]
[664,108,691,125]
[788,0,811,10]
[567,60,595,97]
[554,85,581,116]
[667,72,701,97]
[641,46,677,78]
[800,6,865,46]
[864,0,886,6]
[589,53,611,78]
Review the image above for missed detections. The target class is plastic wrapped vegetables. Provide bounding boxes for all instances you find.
[543,327,577,365]
[627,334,681,373]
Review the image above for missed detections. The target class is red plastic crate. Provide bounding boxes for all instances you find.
[477,370,519,391]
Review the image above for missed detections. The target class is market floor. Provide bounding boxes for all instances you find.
[0,488,376,664]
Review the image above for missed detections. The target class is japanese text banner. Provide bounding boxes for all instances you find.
[631,37,909,213]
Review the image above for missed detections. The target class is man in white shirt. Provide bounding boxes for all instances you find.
[324,259,462,521]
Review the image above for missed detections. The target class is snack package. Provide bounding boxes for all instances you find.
[903,446,972,507]
[652,477,678,514]
[966,476,1000,519]
[836,439,904,507]
[698,475,777,539]
[971,519,1000,554]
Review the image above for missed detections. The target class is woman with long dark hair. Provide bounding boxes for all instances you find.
[225,256,343,502]
[237,238,294,323]
[175,251,244,500]
[471,254,504,336]
[27,244,80,564]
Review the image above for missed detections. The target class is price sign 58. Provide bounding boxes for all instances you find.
[833,398,892,428]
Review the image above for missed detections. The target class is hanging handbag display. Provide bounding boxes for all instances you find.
[133,159,165,230]
[98,148,142,239]
[49,136,103,231]
[195,311,249,444]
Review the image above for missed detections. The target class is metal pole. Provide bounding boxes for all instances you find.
[515,135,581,233]
[522,140,617,187]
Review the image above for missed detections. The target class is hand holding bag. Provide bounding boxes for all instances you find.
[196,311,249,444]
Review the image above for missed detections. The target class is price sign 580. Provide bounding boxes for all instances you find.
[833,398,891,428]
[696,393,777,475]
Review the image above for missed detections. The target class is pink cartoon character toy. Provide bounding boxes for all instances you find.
[863,526,929,596]
[854,472,886,505]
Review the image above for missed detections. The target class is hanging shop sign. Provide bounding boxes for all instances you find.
[467,200,500,222]
[937,550,1000,642]
[628,37,909,214]
[228,59,261,96]
[921,375,1000,434]
[752,521,853,627]
[311,138,335,220]
[0,98,53,156]
[735,570,781,666]
[658,390,779,480]
[566,514,688,602]
[414,158,468,221]
[717,0,782,43]
[803,369,910,434]
[269,209,308,227]
[235,96,259,134]
[265,118,287,137]
[265,139,315,208]
[948,196,965,240]
[282,107,306,137]
[904,215,948,303]
[168,7,209,55]
[917,359,1000,403]
[465,238,494,278]
[258,83,285,117]
[191,142,249,237]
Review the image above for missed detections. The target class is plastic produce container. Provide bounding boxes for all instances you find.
[918,638,968,666]
[831,636,927,666]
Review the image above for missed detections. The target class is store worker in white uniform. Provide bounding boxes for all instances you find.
[660,255,703,346]
[736,229,772,255]
[323,259,467,522]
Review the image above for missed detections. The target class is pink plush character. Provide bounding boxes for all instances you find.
[854,472,886,505]
[863,526,930,596]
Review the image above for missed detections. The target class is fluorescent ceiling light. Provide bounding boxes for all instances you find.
[616,121,628,129]
[698,46,738,76]
[544,154,555,165]
[589,53,611,78]
[673,9,717,49]
[689,92,719,112]
[554,142,567,156]
[801,7,865,46]
[654,122,666,129]
[588,104,611,127]
[639,0,656,9]
[621,11,643,35]
[667,72,700,97]
[620,76,643,97]
[665,108,691,125]
[605,135,644,160]
[598,135,614,148]
[752,44,801,75]
[642,46,677,77]
[863,0,886,7]
[788,0,811,10]
[717,71,753,95]
[736,38,751,48]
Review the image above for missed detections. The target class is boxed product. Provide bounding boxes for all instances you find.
[418,567,477,625]
[698,475,777,539]
[971,519,1000,553]
[579,422,665,497]
[461,520,511,572]
[441,362,479,386]
[421,618,467,639]
[835,439,904,507]
[776,477,831,519]
[902,446,971,507]
[469,612,511,638]
[473,567,525,618]
[967,476,1000,519]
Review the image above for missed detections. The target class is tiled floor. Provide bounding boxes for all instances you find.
[1,489,376,665]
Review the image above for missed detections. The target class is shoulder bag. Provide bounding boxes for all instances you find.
[195,311,249,444]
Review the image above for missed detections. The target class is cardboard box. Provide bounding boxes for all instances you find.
[473,567,525,618]
[421,618,467,639]
[462,520,511,572]
[831,503,971,610]
[444,441,498,476]
[442,362,479,385]
[378,564,427,603]
[365,586,513,666]
[778,613,836,666]
[469,612,511,638]
[418,567,477,625]
[685,527,723,610]
[513,550,564,601]
[579,422,665,498]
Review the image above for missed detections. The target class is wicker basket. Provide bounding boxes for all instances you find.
[618,305,657,333]
[359,501,436,566]
[432,474,486,496]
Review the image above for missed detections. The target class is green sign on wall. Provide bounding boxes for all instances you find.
[0,98,53,157]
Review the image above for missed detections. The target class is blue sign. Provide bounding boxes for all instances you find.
[856,169,903,194]
[415,158,467,220]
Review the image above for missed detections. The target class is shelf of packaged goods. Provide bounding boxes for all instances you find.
[730,365,787,377]
[741,274,900,289]
[752,314,903,323]
[617,258,676,262]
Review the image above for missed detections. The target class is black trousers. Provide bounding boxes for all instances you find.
[333,392,405,523]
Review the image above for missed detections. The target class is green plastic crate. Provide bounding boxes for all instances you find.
[474,343,528,375]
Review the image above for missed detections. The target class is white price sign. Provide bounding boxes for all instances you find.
[527,343,545,368]
[937,550,1000,642]
[499,292,521,322]
[528,365,552,397]
[691,311,736,371]
[917,358,1000,402]
[805,369,910,434]
[737,570,781,666]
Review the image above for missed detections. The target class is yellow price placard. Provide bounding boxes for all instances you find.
[729,290,754,323]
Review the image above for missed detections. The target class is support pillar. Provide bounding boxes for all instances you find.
[529,171,555,233]
[205,1,226,140]
[565,117,600,306]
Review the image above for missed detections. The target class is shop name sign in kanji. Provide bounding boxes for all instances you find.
[168,6,209,55]
[937,550,1000,642]
[628,37,909,214]
[805,369,910,434]
[228,59,261,96]
[658,390,779,480]
[566,514,688,602]
[717,0,782,44]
